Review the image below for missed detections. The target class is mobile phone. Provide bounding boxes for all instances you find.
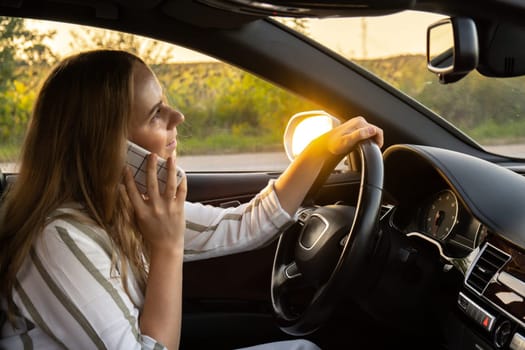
[126,141,184,194]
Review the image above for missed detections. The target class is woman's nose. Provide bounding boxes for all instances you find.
[169,108,184,128]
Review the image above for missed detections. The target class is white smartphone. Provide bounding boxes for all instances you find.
[126,141,184,194]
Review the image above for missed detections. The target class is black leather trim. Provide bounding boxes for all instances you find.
[384,144,525,250]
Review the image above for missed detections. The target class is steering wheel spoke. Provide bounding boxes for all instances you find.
[274,261,306,293]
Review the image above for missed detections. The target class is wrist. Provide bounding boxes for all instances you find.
[149,243,184,261]
[298,133,329,161]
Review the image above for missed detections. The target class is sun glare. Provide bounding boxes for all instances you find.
[292,117,335,157]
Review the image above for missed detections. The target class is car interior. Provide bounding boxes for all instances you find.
[1,1,525,350]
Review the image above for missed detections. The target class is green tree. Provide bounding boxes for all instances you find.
[155,61,318,154]
[0,17,56,159]
[0,17,56,89]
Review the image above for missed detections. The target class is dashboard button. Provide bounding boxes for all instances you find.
[458,293,469,311]
[458,292,495,332]
[494,320,512,349]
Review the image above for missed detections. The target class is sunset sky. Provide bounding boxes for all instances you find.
[307,11,445,59]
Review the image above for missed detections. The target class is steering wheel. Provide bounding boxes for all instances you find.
[271,140,384,336]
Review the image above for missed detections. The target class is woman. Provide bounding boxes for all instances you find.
[0,50,382,349]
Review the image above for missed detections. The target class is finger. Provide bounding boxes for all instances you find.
[342,116,367,132]
[146,153,160,198]
[336,126,377,153]
[357,125,384,148]
[174,172,187,206]
[373,126,384,148]
[123,166,146,208]
[341,128,368,151]
[163,156,178,199]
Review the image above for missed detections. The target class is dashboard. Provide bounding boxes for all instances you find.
[381,144,525,350]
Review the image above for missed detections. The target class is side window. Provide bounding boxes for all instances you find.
[155,61,318,172]
[0,17,318,174]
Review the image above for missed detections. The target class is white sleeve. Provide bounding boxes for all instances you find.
[12,219,167,350]
[184,179,295,261]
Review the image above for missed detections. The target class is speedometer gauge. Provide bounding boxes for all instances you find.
[421,189,459,240]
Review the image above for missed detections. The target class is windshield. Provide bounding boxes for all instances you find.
[280,11,525,159]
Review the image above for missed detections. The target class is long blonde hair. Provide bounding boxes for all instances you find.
[0,50,149,318]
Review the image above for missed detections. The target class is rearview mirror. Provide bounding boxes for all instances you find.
[283,111,340,161]
[427,17,479,84]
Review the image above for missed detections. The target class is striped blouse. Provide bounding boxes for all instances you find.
[0,180,294,349]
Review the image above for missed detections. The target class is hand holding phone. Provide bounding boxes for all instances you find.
[126,141,184,194]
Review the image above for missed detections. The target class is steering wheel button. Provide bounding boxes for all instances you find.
[299,215,328,249]
[285,263,301,279]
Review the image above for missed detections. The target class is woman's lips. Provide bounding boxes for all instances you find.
[167,139,177,150]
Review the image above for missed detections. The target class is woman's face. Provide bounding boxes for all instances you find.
[128,62,184,160]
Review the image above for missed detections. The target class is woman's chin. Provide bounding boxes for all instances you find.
[163,149,176,160]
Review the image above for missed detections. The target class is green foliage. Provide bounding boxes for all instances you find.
[0,17,56,88]
[358,55,429,97]
[0,17,56,162]
[181,132,281,154]
[358,54,525,145]
[0,80,35,143]
[155,62,318,155]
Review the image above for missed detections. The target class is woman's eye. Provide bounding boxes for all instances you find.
[151,107,161,121]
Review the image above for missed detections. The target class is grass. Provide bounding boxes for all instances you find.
[468,119,525,145]
[177,132,283,155]
[2,119,525,163]
[0,134,284,164]
[0,142,21,163]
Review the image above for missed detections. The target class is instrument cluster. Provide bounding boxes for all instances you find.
[389,188,485,258]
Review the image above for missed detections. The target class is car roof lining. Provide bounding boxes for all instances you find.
[0,0,262,29]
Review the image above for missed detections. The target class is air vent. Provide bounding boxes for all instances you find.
[466,243,510,294]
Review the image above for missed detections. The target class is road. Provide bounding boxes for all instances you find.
[2,144,525,173]
[0,151,292,173]
[484,144,525,158]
